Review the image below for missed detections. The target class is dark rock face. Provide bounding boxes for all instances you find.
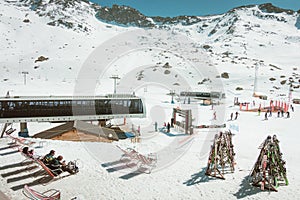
[95,4,205,27]
[95,5,155,27]
[258,3,294,15]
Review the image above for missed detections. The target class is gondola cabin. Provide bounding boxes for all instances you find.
[0,95,145,123]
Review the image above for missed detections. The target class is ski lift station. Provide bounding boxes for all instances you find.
[180,91,225,105]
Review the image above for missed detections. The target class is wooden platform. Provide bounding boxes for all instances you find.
[32,121,121,143]
[51,130,113,143]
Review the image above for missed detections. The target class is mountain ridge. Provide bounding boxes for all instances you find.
[1,0,299,97]
[95,3,298,28]
[5,1,300,29]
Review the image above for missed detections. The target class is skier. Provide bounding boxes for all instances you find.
[137,125,141,135]
[213,111,217,120]
[235,111,239,120]
[265,111,268,120]
[291,105,294,112]
[281,109,284,117]
[286,111,290,118]
[230,113,233,121]
[154,121,158,132]
[167,122,170,133]
[277,110,280,118]
[171,118,174,127]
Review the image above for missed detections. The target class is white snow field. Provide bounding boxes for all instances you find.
[0,0,300,199]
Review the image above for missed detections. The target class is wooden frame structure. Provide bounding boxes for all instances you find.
[205,131,235,179]
[250,135,288,191]
[172,108,192,134]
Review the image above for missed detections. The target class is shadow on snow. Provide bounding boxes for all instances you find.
[233,175,262,199]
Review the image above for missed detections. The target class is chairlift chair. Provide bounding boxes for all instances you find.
[22,184,61,200]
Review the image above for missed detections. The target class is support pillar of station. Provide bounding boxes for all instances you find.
[19,122,29,137]
[98,119,107,127]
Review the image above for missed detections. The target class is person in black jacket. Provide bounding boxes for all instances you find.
[42,150,55,165]
[167,122,170,133]
[48,155,64,176]
[49,155,79,175]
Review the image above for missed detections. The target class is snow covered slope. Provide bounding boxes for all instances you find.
[0,1,299,98]
[0,1,300,199]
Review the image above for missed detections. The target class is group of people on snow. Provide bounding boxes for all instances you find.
[163,122,171,132]
[21,147,79,176]
[42,149,79,176]
[22,146,34,158]
[263,106,293,120]
[229,112,239,121]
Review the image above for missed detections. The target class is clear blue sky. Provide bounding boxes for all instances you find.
[90,0,300,17]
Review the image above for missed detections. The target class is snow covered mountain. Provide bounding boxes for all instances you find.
[0,0,299,98]
[9,0,96,32]
[1,1,300,199]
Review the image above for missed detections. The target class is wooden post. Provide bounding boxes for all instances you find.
[1,123,10,138]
